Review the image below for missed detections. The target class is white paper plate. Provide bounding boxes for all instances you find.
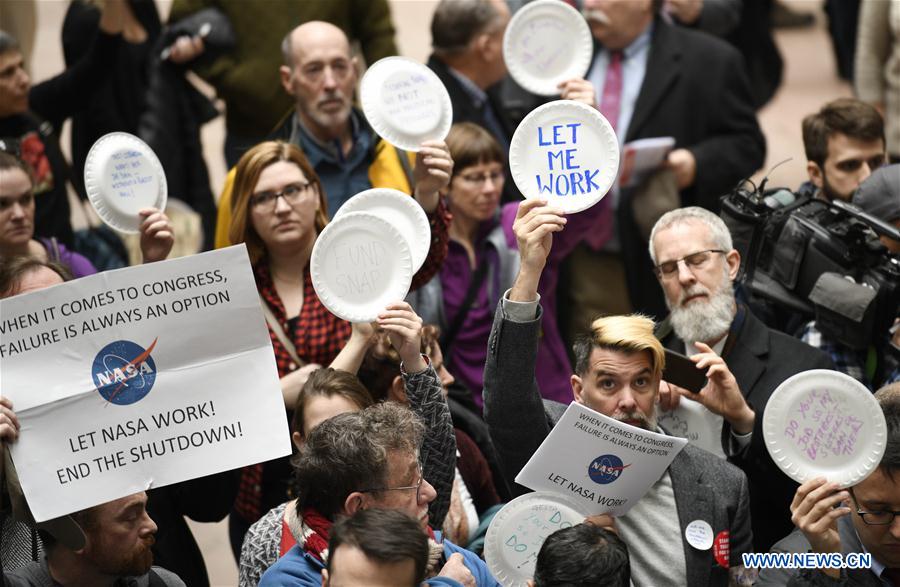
[763,369,887,488]
[509,100,619,214]
[334,188,431,272]
[360,56,453,152]
[84,132,167,234]
[311,212,413,322]
[485,491,588,587]
[503,0,593,96]
[658,398,726,459]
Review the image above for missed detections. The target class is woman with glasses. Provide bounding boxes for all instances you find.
[0,152,173,277]
[408,123,611,408]
[226,140,451,559]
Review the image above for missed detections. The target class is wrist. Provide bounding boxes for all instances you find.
[413,188,439,214]
[401,353,428,374]
[729,405,755,435]
[510,268,542,302]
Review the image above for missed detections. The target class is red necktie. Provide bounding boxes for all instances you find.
[583,50,622,251]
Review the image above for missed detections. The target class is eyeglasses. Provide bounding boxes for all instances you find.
[250,182,316,211]
[653,249,726,278]
[459,170,504,187]
[0,192,34,212]
[359,462,424,501]
[855,508,900,526]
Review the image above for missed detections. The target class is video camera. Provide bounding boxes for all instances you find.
[719,177,900,351]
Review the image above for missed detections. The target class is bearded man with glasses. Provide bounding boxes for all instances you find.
[648,206,834,552]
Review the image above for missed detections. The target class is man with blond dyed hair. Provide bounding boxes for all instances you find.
[483,199,755,587]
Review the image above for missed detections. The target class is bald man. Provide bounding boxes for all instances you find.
[213,21,453,247]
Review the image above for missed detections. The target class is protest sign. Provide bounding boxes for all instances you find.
[515,402,688,515]
[509,100,619,214]
[0,245,291,522]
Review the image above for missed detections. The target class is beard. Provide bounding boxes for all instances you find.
[820,173,854,202]
[86,535,155,577]
[667,269,735,345]
[612,407,657,431]
[581,8,611,25]
[305,90,351,131]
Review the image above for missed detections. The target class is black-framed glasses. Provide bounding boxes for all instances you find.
[359,462,424,501]
[850,488,900,525]
[653,249,726,278]
[250,182,316,211]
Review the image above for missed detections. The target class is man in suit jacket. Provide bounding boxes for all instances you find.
[483,200,756,587]
[756,386,900,586]
[562,0,767,327]
[648,207,835,552]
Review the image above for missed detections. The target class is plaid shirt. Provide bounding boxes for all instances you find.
[800,321,900,390]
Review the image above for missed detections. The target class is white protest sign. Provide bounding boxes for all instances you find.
[0,245,291,522]
[763,369,887,488]
[509,100,620,214]
[515,402,688,515]
[657,398,726,459]
[502,0,593,96]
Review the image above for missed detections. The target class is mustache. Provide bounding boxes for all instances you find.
[678,284,710,306]
[613,410,652,429]
[582,8,612,25]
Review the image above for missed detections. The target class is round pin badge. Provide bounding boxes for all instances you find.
[685,520,714,551]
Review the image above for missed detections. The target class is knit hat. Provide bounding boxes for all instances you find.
[853,164,900,223]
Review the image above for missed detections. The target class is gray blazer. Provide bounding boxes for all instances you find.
[482,303,753,587]
[756,516,884,586]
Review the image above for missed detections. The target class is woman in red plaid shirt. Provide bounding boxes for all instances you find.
[225,141,452,559]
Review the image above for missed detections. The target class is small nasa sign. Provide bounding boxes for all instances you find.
[92,339,158,405]
[588,454,631,485]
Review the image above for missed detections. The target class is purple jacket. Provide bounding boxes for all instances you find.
[40,237,96,278]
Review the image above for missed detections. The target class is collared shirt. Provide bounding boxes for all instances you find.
[447,66,510,152]
[289,110,374,216]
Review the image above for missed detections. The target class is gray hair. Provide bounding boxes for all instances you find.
[431,0,503,57]
[648,207,733,264]
[293,402,424,518]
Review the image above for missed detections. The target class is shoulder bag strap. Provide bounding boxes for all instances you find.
[396,147,416,192]
[259,294,306,369]
[440,261,490,359]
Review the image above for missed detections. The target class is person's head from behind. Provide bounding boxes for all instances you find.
[443,123,505,228]
[280,22,358,139]
[0,256,70,298]
[39,492,157,579]
[649,207,740,344]
[322,509,428,587]
[294,402,437,530]
[571,315,664,430]
[431,0,510,88]
[581,0,659,50]
[0,31,30,117]
[0,152,35,255]
[848,384,900,567]
[291,367,374,450]
[229,141,328,264]
[357,324,454,403]
[803,98,886,202]
[852,164,900,253]
[530,523,630,587]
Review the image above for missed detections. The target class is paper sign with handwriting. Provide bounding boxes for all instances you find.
[515,402,688,515]
[657,398,726,458]
[0,246,290,521]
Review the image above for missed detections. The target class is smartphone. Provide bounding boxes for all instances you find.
[662,348,706,393]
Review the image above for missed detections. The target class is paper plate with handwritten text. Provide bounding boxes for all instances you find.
[360,56,453,152]
[311,212,413,323]
[509,100,619,214]
[503,0,593,96]
[485,492,588,587]
[763,370,887,488]
[84,132,167,234]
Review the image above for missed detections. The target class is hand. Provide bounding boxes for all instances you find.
[509,199,566,302]
[139,208,174,263]
[377,302,427,373]
[791,477,850,576]
[666,0,704,25]
[350,321,376,346]
[0,397,19,443]
[658,380,683,411]
[666,148,696,189]
[165,35,205,64]
[281,363,323,407]
[437,553,475,587]
[584,514,618,534]
[681,342,754,433]
[558,78,596,106]
[413,140,453,213]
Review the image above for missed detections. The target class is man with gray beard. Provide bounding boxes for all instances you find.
[648,207,834,552]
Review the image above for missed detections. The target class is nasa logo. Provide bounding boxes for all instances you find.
[588,454,631,485]
[91,338,158,405]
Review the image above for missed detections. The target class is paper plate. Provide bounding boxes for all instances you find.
[311,212,413,323]
[658,398,725,459]
[360,56,453,152]
[504,0,593,96]
[84,132,167,234]
[334,188,431,272]
[763,369,887,488]
[509,100,619,213]
[484,491,588,587]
